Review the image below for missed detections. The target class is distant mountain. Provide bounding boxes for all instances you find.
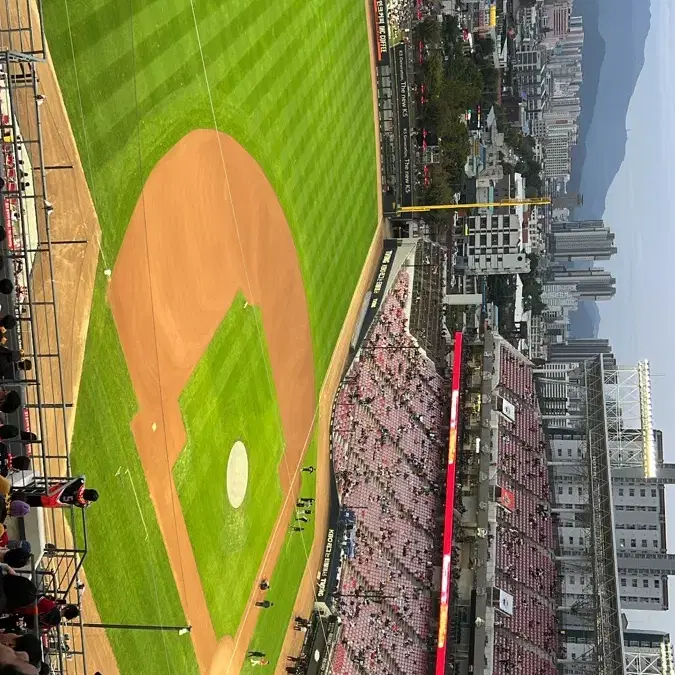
[568,300,601,339]
[567,0,651,338]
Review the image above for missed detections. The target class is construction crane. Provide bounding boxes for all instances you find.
[397,197,551,214]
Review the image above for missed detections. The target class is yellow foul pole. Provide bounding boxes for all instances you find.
[397,197,551,214]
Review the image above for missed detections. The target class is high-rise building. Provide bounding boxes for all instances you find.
[541,0,573,50]
[550,220,617,261]
[552,192,583,210]
[512,47,548,121]
[551,268,616,300]
[548,338,613,362]
[454,213,530,275]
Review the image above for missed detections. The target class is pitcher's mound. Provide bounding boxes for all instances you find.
[227,441,249,509]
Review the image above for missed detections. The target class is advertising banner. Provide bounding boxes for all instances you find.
[316,471,341,603]
[354,239,399,349]
[498,487,516,513]
[497,589,514,616]
[372,0,390,65]
[394,43,412,208]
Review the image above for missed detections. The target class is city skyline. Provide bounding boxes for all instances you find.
[589,0,675,636]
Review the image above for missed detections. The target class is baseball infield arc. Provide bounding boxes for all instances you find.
[108,129,316,673]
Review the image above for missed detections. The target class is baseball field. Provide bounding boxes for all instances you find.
[39,0,382,673]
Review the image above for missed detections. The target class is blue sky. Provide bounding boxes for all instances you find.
[594,0,675,633]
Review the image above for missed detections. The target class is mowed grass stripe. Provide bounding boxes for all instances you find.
[263,0,359,151]
[283,43,372,205]
[293,103,376,348]
[254,0,337,139]
[277,29,374,244]
[48,0,167,56]
[283,24,373,213]
[84,0,287,124]
[75,8,197,119]
[101,0,305,137]
[234,0,338,110]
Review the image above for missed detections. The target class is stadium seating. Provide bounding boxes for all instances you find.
[331,270,447,675]
[491,342,558,675]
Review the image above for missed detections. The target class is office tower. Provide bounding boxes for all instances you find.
[552,193,583,210]
[551,268,616,300]
[548,338,613,362]
[550,220,617,261]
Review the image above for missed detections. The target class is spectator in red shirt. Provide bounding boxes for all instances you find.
[16,596,79,630]
[16,477,97,510]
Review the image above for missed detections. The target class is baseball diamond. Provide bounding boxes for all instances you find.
[32,0,381,674]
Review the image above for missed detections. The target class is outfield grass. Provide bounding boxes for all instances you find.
[45,0,376,671]
[44,0,377,381]
[241,434,317,674]
[173,293,285,638]
[71,269,199,675]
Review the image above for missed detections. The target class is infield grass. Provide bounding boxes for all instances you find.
[173,293,285,638]
[45,0,376,672]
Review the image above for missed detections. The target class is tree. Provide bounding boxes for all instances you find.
[530,297,547,316]
[526,253,540,273]
[441,15,461,47]
[422,164,454,206]
[415,16,441,46]
[474,35,495,58]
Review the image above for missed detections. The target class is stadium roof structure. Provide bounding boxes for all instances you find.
[579,355,625,675]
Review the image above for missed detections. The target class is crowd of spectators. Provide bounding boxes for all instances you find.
[0,92,81,675]
[386,0,415,32]
[0,102,38,465]
[330,270,448,675]
[492,343,558,675]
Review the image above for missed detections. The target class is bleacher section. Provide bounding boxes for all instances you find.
[491,342,557,675]
[408,240,446,368]
[330,270,448,675]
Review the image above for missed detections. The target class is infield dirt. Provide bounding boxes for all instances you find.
[108,130,317,674]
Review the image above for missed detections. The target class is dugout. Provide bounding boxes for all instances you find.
[304,613,340,675]
[314,469,342,616]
